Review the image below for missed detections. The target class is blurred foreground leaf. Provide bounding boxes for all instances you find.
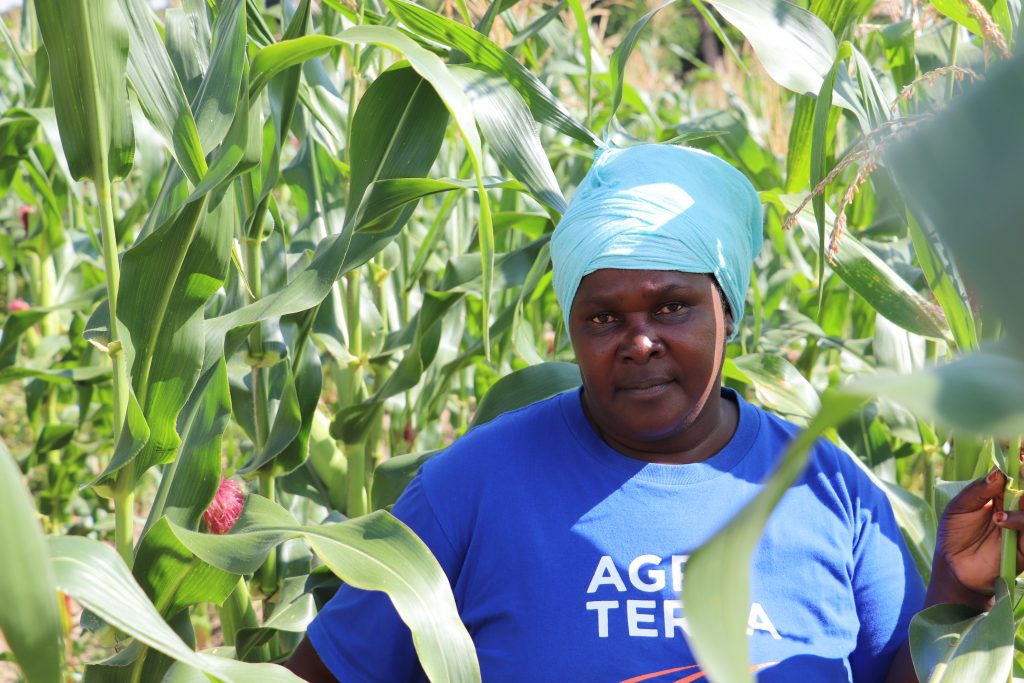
[887,50,1024,350]
[0,442,62,683]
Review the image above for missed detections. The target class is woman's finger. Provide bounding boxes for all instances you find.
[946,468,1007,514]
[992,509,1024,530]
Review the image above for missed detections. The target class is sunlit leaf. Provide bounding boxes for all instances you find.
[35,0,135,181]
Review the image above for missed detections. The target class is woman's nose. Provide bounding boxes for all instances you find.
[620,324,664,362]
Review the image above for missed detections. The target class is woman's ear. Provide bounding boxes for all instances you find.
[724,312,734,339]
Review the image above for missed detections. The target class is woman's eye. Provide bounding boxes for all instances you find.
[590,312,616,324]
[657,302,685,315]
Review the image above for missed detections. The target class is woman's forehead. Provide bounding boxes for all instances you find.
[578,268,713,288]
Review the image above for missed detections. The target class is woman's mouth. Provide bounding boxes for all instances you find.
[620,378,673,396]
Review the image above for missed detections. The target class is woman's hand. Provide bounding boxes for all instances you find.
[928,467,1024,609]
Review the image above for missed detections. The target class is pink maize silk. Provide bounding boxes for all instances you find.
[203,479,245,534]
[6,299,30,312]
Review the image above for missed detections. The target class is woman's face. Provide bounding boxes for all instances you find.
[568,269,733,462]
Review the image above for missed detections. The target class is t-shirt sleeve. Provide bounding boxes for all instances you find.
[847,474,926,683]
[306,470,462,683]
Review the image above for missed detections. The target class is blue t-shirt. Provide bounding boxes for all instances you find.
[308,388,924,682]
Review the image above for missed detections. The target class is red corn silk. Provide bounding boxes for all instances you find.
[203,479,246,534]
[6,298,30,312]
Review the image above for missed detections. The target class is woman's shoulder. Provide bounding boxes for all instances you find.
[419,389,577,482]
[740,397,888,504]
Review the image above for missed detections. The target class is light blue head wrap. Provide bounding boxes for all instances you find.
[550,144,763,339]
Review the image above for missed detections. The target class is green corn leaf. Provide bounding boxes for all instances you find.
[371,450,442,511]
[146,359,232,533]
[810,41,852,311]
[728,354,821,420]
[0,441,63,683]
[471,361,581,428]
[910,580,1014,682]
[264,334,323,478]
[784,0,875,191]
[773,193,951,341]
[192,0,247,155]
[165,0,212,103]
[48,536,303,682]
[35,0,134,181]
[449,65,567,214]
[238,361,303,475]
[121,0,207,184]
[565,0,592,124]
[94,188,236,489]
[248,25,497,352]
[234,593,316,661]
[168,495,481,682]
[607,0,676,129]
[0,366,111,386]
[345,65,448,257]
[932,0,1014,43]
[133,518,238,620]
[383,0,599,146]
[906,213,978,352]
[332,291,464,443]
[842,346,1024,440]
[704,0,837,99]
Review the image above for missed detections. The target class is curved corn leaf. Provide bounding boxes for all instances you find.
[234,594,316,661]
[35,0,135,181]
[932,0,1014,43]
[906,213,977,353]
[909,580,1013,682]
[249,25,498,352]
[704,0,837,99]
[728,354,820,419]
[133,518,237,620]
[147,358,232,532]
[332,291,463,443]
[773,193,951,341]
[449,64,567,214]
[122,0,207,184]
[842,346,1024,440]
[94,188,235,489]
[471,361,581,428]
[344,64,448,266]
[168,495,482,682]
[0,441,63,683]
[371,449,443,511]
[383,0,599,146]
[192,0,247,155]
[48,536,303,682]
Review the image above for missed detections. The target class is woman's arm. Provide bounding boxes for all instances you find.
[886,467,1023,683]
[285,635,341,683]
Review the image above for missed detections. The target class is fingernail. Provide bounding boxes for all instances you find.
[994,511,1008,523]
[987,467,1002,483]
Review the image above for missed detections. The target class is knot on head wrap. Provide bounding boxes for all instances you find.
[550,144,763,340]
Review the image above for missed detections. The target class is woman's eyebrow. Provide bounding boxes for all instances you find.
[576,283,701,308]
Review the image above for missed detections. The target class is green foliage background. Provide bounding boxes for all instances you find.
[1,0,1023,681]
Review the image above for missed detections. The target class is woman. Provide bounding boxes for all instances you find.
[288,144,1022,682]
